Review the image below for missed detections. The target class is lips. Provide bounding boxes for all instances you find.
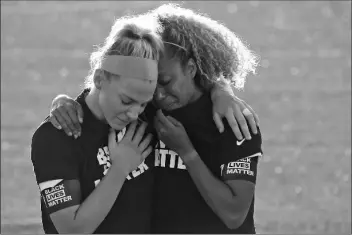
[156,96,178,110]
[116,116,129,124]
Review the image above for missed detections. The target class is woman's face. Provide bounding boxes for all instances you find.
[97,72,156,130]
[154,51,199,111]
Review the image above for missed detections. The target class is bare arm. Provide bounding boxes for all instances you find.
[49,165,128,233]
[36,124,153,233]
[154,110,259,229]
[183,151,255,229]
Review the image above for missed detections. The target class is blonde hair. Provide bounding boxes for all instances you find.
[85,14,164,88]
[151,3,258,90]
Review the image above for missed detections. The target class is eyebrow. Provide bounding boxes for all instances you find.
[122,94,153,104]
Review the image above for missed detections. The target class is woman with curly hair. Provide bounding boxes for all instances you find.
[45,4,261,234]
[150,4,262,234]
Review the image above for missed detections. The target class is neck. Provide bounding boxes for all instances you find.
[85,87,106,123]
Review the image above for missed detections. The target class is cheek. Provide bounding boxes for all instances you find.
[99,88,123,116]
[173,80,194,102]
[164,82,183,98]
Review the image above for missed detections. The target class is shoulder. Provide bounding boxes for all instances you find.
[215,121,263,161]
[31,117,76,162]
[31,118,81,183]
[32,118,74,147]
[231,125,262,150]
[218,124,262,184]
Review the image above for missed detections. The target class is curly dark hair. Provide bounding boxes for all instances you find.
[151,4,259,90]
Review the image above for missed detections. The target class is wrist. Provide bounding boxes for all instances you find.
[211,84,234,101]
[210,87,223,100]
[180,149,200,164]
[110,163,130,178]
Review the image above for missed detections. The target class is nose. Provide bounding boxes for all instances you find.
[154,86,166,101]
[126,105,142,121]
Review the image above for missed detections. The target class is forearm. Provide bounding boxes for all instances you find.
[184,153,242,227]
[72,167,127,233]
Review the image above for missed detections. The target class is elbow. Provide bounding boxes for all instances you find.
[56,223,92,234]
[56,225,78,234]
[223,212,246,230]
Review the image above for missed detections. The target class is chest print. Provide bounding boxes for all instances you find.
[94,127,150,187]
[154,141,187,170]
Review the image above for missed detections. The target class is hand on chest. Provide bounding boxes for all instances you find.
[154,140,187,170]
[92,128,151,187]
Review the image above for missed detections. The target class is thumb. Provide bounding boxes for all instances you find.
[108,128,117,147]
[76,103,84,123]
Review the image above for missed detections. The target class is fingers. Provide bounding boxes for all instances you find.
[58,106,78,137]
[213,112,224,133]
[139,134,153,152]
[49,114,62,130]
[243,101,260,126]
[108,128,117,148]
[233,105,251,140]
[76,103,84,123]
[156,110,172,128]
[225,108,244,140]
[51,109,73,136]
[141,146,153,159]
[154,112,166,138]
[124,121,138,140]
[154,117,166,139]
[242,107,257,135]
[133,122,147,144]
[66,104,82,138]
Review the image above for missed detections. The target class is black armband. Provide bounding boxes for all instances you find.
[220,155,259,183]
[40,179,81,214]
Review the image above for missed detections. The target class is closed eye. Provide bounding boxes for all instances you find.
[121,96,133,105]
[158,74,171,86]
[121,95,152,106]
[158,80,170,86]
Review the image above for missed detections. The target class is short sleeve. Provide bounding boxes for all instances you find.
[31,121,80,184]
[214,123,263,184]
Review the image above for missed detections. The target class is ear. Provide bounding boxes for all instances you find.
[186,58,197,80]
[93,69,106,90]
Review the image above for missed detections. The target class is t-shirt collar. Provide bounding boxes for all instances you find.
[76,89,110,137]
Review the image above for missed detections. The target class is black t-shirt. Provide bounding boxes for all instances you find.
[31,90,156,234]
[151,93,262,234]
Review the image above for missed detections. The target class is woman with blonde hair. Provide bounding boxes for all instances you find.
[31,14,163,233]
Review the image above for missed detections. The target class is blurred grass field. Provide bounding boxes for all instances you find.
[1,1,351,234]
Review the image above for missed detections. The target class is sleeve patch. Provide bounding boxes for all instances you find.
[40,179,81,214]
[220,155,259,183]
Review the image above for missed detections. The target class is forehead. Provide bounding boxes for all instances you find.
[110,77,156,102]
[158,57,181,75]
